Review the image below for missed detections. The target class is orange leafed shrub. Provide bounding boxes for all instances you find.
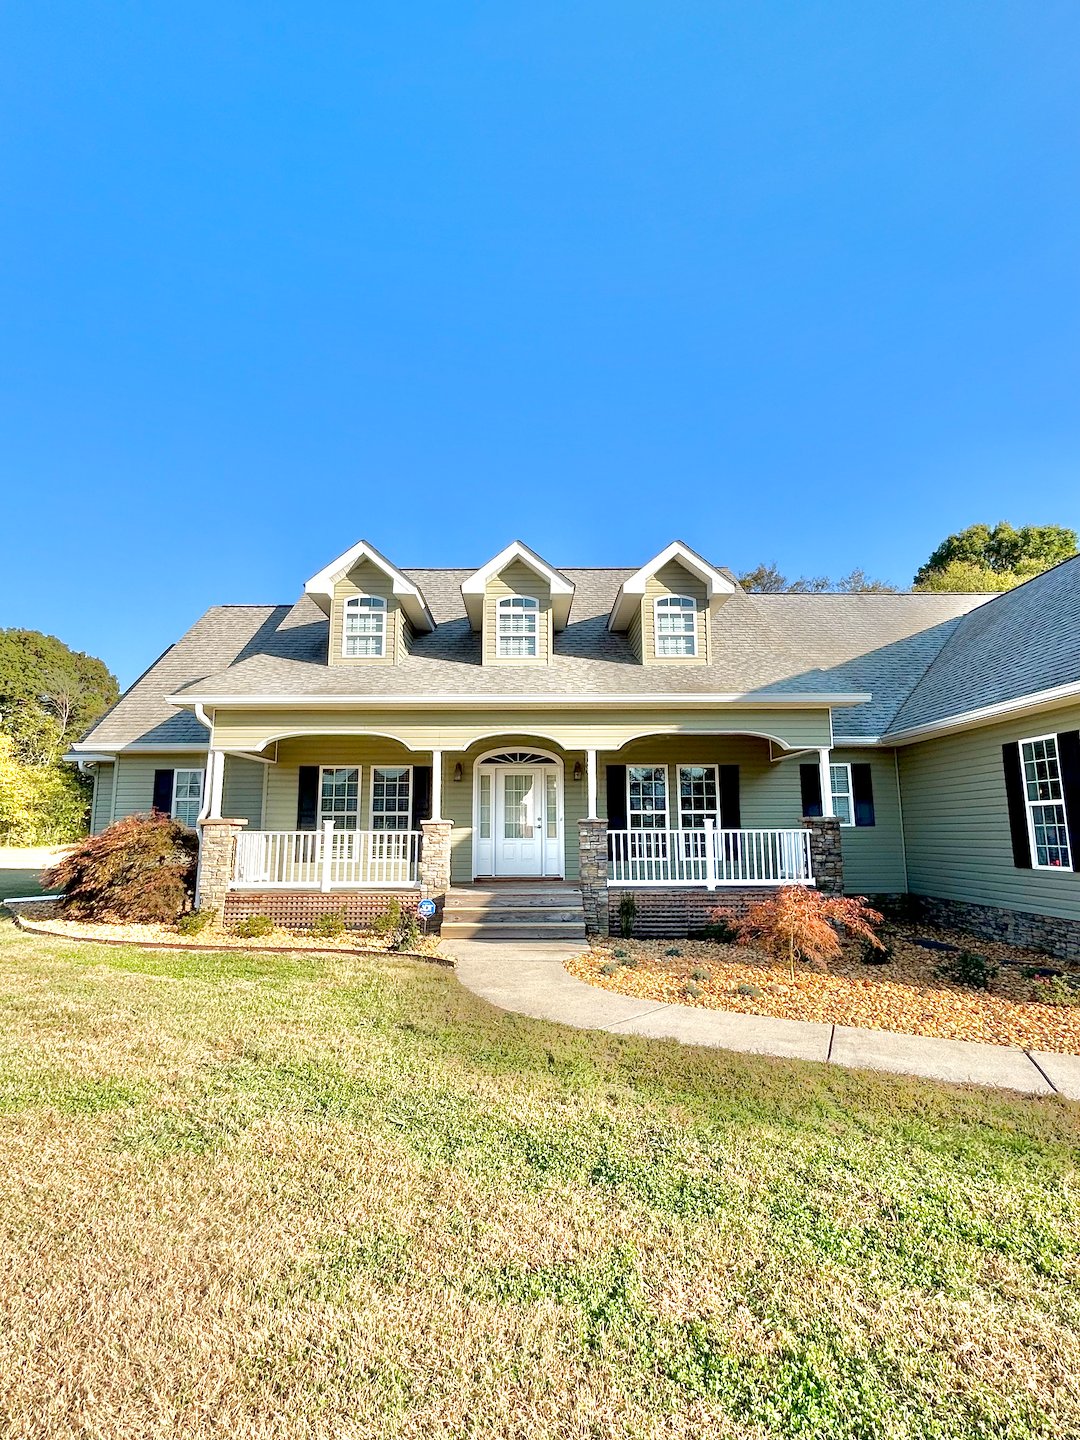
[733,885,883,981]
[44,813,199,923]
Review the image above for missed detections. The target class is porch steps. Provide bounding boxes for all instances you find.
[441,885,587,942]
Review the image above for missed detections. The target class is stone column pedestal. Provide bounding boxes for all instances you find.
[196,817,248,913]
[802,816,843,895]
[578,818,609,935]
[419,820,453,898]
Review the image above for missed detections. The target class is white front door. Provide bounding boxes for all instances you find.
[494,767,544,876]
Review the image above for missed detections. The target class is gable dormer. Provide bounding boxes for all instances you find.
[608,541,736,664]
[304,540,434,667]
[461,541,575,666]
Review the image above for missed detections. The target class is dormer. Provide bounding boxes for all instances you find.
[608,541,736,664]
[461,541,575,666]
[304,540,434,667]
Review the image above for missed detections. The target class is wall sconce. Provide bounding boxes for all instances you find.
[453,762,463,782]
[572,761,583,783]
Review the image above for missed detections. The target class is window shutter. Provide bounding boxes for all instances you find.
[606,765,627,830]
[297,766,320,831]
[719,765,741,829]
[411,766,433,829]
[1056,730,1080,872]
[852,764,875,827]
[152,769,174,815]
[800,764,823,817]
[1001,742,1032,869]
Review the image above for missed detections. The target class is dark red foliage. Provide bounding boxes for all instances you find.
[43,812,199,923]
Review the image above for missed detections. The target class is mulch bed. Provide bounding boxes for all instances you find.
[567,924,1080,1053]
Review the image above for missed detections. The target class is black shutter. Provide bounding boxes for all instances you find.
[852,764,875,827]
[297,766,320,830]
[411,766,433,829]
[152,769,174,815]
[606,765,627,830]
[800,764,823,817]
[718,765,740,829]
[1002,742,1032,869]
[1056,730,1080,872]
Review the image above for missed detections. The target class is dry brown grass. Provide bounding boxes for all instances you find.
[1,919,1079,1438]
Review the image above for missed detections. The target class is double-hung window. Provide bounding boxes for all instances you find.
[677,765,718,828]
[628,765,668,829]
[1021,736,1072,869]
[371,767,412,831]
[172,769,204,827]
[654,595,697,657]
[320,767,359,829]
[830,763,854,827]
[342,595,387,658]
[496,596,539,658]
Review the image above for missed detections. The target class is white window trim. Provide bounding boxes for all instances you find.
[319,764,361,829]
[342,594,388,659]
[653,594,698,658]
[495,594,540,659]
[1020,733,1073,873]
[171,767,205,827]
[830,762,854,828]
[676,764,720,828]
[369,764,414,832]
[626,764,670,829]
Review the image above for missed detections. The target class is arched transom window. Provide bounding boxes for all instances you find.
[654,595,697,657]
[497,595,539,658]
[342,594,387,658]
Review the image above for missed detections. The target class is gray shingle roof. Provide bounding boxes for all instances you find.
[884,554,1080,734]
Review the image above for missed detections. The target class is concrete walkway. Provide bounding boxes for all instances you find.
[449,937,1080,1099]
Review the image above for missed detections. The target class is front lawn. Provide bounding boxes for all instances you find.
[1,919,1078,1438]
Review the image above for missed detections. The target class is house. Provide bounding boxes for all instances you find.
[68,539,1080,956]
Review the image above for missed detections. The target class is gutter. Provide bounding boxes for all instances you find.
[167,690,874,711]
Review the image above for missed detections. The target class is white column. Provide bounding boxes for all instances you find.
[200,748,225,821]
[818,747,834,818]
[430,749,443,821]
[586,749,598,819]
[320,819,335,893]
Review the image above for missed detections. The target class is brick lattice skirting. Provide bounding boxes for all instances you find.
[608,888,777,939]
[911,895,1080,963]
[223,891,435,932]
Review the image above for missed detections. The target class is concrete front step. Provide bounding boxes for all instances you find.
[442,920,588,941]
[443,883,587,941]
[445,907,585,923]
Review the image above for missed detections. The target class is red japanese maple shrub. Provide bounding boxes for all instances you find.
[44,812,200,923]
[733,885,884,982]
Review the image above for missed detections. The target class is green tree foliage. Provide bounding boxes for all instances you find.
[913,523,1078,592]
[0,735,89,844]
[738,564,896,593]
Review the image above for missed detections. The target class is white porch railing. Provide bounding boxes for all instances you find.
[232,822,422,890]
[608,823,814,889]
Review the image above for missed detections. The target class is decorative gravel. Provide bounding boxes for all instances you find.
[567,925,1080,1053]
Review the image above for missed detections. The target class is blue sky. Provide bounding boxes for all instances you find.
[1,2,1078,686]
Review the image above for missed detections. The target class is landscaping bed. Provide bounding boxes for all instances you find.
[568,923,1080,1052]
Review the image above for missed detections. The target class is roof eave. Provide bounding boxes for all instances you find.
[168,690,873,711]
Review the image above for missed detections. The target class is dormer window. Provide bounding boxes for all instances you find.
[497,596,539,658]
[654,595,697,657]
[342,595,387,658]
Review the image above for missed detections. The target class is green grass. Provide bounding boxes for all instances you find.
[0,865,46,902]
[0,919,1078,1438]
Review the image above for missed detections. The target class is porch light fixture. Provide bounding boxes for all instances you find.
[453,762,463,782]
[572,761,583,782]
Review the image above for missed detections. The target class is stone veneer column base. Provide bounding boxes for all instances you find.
[578,818,609,935]
[802,816,844,895]
[196,817,248,913]
[419,820,453,899]
[912,895,1080,963]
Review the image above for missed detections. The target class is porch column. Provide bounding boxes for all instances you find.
[585,749,598,819]
[419,820,453,899]
[802,816,843,895]
[195,816,247,914]
[430,749,443,821]
[817,748,834,818]
[578,817,609,935]
[204,749,225,820]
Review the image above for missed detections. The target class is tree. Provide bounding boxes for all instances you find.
[0,735,88,844]
[913,523,1077,592]
[738,564,896,594]
[730,885,883,983]
[0,629,118,764]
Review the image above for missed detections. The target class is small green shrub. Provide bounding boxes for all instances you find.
[665,946,682,958]
[393,912,421,951]
[310,909,347,939]
[691,909,738,943]
[613,948,627,959]
[682,981,702,999]
[177,908,215,936]
[371,898,403,937]
[619,953,639,969]
[600,961,619,977]
[691,967,709,982]
[1035,975,1080,1008]
[937,949,998,991]
[617,892,637,939]
[231,913,274,939]
[861,939,894,965]
[736,982,762,998]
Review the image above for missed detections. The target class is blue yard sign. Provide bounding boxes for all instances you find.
[417,898,437,919]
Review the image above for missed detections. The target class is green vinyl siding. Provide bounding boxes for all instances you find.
[221,756,265,828]
[832,748,907,895]
[898,704,1080,921]
[601,736,800,827]
[483,560,553,666]
[90,763,115,834]
[110,753,208,824]
[264,737,421,831]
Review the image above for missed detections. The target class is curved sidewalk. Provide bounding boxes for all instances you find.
[449,937,1080,1099]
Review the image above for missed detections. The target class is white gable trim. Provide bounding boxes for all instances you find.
[608,540,736,631]
[304,539,435,633]
[460,540,575,630]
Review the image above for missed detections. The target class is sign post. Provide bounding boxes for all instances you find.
[416,897,437,936]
